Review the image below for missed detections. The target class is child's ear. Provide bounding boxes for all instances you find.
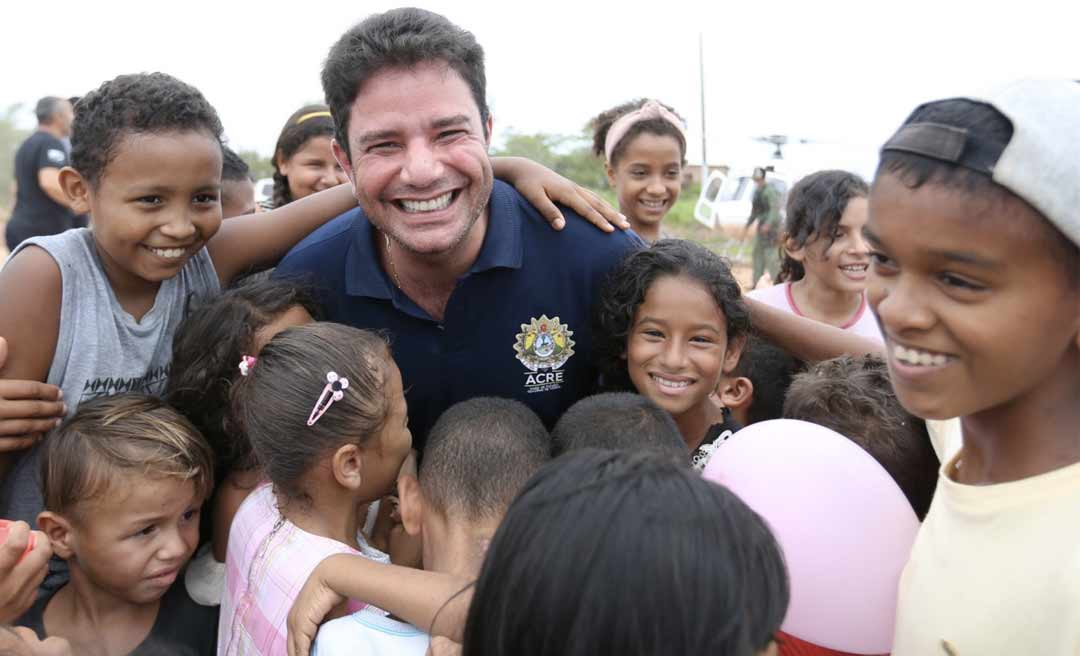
[37,511,75,560]
[782,235,806,263]
[274,148,289,176]
[718,376,754,413]
[330,139,355,188]
[605,162,617,188]
[396,473,424,538]
[331,443,365,491]
[58,167,90,215]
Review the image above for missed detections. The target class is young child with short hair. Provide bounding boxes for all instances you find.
[722,334,801,428]
[313,396,550,655]
[594,239,750,464]
[17,393,217,655]
[783,354,939,519]
[590,99,687,243]
[749,170,881,341]
[219,322,411,655]
[550,392,686,458]
[220,147,256,219]
[866,80,1080,653]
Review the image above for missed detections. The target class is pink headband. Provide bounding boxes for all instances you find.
[603,100,686,163]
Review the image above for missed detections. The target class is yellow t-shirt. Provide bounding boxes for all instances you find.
[892,448,1080,655]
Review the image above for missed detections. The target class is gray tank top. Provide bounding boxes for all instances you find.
[0,228,220,526]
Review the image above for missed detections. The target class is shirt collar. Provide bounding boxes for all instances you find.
[344,180,523,298]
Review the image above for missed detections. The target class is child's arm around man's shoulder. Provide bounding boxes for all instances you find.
[0,246,65,478]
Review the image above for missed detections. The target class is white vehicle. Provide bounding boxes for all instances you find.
[254,177,274,205]
[693,168,793,229]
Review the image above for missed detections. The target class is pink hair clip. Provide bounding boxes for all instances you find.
[307,371,349,426]
[238,355,257,377]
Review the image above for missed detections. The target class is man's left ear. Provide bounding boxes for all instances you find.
[331,138,356,189]
[484,114,494,149]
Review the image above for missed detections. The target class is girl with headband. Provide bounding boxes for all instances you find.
[266,105,350,210]
[591,99,687,243]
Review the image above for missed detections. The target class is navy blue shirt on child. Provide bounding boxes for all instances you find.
[275,180,643,449]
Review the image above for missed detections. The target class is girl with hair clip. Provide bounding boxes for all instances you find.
[165,277,321,605]
[748,170,881,341]
[263,106,348,211]
[462,449,789,656]
[593,239,751,467]
[219,322,412,655]
[591,99,688,243]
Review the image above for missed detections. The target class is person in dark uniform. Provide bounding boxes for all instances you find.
[6,97,78,251]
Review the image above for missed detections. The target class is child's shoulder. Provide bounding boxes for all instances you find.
[143,580,219,654]
[746,282,791,309]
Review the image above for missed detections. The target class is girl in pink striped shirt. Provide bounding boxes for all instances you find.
[218,323,411,656]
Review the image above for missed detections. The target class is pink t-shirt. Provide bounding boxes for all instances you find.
[218,484,389,656]
[747,282,883,342]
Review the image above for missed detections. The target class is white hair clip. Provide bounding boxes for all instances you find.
[307,371,349,426]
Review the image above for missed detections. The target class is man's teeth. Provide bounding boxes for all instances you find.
[652,375,691,389]
[150,247,185,259]
[400,192,453,213]
[893,344,948,367]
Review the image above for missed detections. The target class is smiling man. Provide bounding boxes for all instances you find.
[275,8,641,449]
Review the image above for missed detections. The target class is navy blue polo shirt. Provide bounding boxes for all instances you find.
[275,180,643,450]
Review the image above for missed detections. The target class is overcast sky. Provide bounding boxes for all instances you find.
[3,0,1077,178]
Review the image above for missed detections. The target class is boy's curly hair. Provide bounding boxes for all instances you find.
[593,239,750,392]
[71,72,224,186]
[783,354,939,519]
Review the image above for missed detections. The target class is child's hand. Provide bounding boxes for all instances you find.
[0,520,52,624]
[0,337,65,453]
[287,555,348,656]
[427,637,463,656]
[493,156,629,232]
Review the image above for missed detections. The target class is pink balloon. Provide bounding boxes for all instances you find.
[702,419,920,654]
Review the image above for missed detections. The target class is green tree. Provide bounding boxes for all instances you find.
[238,149,274,181]
[0,104,30,216]
[492,129,606,192]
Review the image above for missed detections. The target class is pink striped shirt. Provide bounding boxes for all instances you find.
[218,484,389,655]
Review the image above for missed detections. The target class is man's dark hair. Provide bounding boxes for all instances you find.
[421,397,550,522]
[71,72,224,186]
[34,96,66,124]
[222,146,252,183]
[552,393,686,458]
[321,7,489,160]
[783,354,939,519]
[731,334,800,425]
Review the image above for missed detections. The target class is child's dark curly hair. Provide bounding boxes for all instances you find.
[590,98,687,168]
[165,278,322,476]
[71,72,224,186]
[270,104,337,208]
[777,170,869,283]
[593,239,750,392]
